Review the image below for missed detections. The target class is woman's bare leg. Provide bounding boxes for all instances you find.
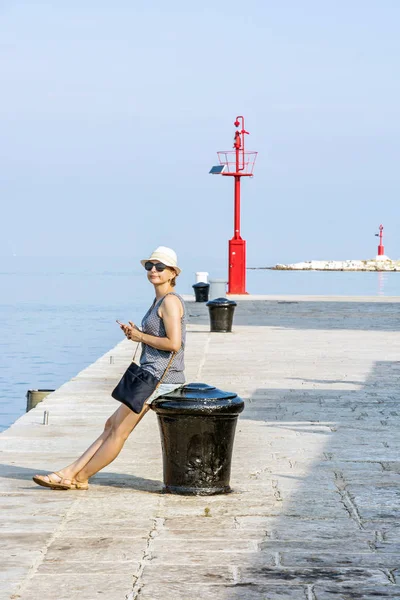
[56,429,112,481]
[35,403,148,486]
[74,403,150,483]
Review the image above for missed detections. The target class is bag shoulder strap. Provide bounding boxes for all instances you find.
[131,342,176,385]
[129,291,180,384]
[156,351,176,388]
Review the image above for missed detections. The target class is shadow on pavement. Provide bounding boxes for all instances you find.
[0,463,163,492]
[228,360,400,598]
[187,299,400,332]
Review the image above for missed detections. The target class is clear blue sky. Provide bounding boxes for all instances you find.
[1,0,399,266]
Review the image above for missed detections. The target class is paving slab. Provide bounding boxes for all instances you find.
[313,584,400,599]
[135,583,310,600]
[1,296,400,599]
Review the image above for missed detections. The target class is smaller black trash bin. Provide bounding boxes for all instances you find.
[192,281,210,302]
[206,297,237,332]
[26,389,55,412]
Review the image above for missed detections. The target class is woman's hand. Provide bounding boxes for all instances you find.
[118,294,183,352]
[121,321,143,343]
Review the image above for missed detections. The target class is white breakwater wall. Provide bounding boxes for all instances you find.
[273,258,400,271]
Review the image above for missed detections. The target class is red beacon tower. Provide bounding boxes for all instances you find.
[375,224,385,257]
[209,116,257,294]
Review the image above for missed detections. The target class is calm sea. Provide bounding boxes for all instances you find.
[1,256,399,432]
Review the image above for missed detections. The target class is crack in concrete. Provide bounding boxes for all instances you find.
[340,488,364,529]
[334,471,364,530]
[324,452,334,461]
[385,568,396,584]
[271,479,283,502]
[127,516,165,600]
[307,584,317,600]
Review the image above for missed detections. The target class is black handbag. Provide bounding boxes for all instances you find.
[112,343,176,414]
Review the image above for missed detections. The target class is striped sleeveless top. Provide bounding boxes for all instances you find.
[140,292,186,383]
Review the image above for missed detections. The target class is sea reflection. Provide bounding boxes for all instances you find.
[377,272,387,296]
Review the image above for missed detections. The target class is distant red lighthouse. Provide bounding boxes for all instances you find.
[376,224,384,256]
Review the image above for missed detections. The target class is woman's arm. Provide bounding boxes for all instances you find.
[124,295,183,352]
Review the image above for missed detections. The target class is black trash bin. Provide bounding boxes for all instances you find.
[151,383,245,495]
[206,297,237,332]
[192,281,210,302]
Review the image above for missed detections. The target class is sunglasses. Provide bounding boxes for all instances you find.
[144,261,168,272]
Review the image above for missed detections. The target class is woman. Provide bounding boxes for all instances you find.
[33,246,186,490]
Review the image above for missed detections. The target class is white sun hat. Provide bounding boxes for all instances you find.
[140,246,181,275]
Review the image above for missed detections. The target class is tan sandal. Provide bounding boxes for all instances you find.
[71,479,89,491]
[32,472,89,491]
[32,471,72,490]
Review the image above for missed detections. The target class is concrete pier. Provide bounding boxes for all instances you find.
[1,296,400,599]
